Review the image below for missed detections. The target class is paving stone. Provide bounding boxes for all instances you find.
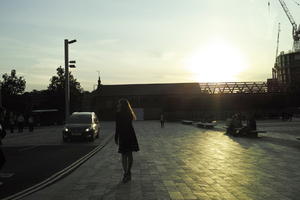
[23,121,300,200]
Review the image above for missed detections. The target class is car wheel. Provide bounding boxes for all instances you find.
[63,137,69,143]
[89,135,95,142]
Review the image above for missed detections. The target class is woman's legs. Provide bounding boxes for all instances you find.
[121,152,133,182]
[121,153,128,174]
[127,152,133,174]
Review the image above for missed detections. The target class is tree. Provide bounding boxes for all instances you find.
[48,66,82,94]
[47,66,83,113]
[1,69,26,96]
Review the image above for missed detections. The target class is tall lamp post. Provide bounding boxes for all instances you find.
[64,39,77,121]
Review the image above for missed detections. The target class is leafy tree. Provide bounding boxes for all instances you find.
[48,66,82,94]
[1,69,26,95]
[47,66,83,113]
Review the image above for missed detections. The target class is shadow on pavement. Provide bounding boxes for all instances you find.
[225,133,300,150]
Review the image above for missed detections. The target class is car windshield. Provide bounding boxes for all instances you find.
[67,115,92,124]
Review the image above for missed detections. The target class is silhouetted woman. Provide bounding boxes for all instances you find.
[115,98,139,183]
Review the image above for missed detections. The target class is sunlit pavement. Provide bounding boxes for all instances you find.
[23,121,300,200]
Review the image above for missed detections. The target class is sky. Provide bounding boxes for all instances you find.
[0,0,300,91]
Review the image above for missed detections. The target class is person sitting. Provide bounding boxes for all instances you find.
[237,115,257,137]
[247,115,256,131]
[226,114,242,136]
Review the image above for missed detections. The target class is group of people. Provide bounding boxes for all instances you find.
[0,107,7,186]
[0,107,36,186]
[2,110,35,133]
[226,113,257,137]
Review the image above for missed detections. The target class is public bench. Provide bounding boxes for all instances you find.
[195,121,217,129]
[181,120,194,125]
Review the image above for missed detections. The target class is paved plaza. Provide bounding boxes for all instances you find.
[23,120,300,200]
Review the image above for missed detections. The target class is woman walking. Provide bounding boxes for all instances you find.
[115,98,139,183]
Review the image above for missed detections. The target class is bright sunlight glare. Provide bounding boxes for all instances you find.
[184,39,249,82]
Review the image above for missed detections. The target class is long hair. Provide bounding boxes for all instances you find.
[118,98,136,120]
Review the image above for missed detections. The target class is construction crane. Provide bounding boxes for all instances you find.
[278,0,300,51]
[291,0,300,6]
[275,23,281,63]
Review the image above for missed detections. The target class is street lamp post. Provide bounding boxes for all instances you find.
[64,39,77,122]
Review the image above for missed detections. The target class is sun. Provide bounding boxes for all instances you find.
[184,39,249,82]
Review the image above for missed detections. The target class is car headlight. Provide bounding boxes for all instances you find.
[85,128,91,132]
[64,128,69,132]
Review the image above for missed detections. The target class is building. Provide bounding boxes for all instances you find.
[271,51,300,91]
[82,82,294,121]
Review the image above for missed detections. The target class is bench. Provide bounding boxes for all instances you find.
[224,126,266,137]
[195,122,217,128]
[181,120,194,125]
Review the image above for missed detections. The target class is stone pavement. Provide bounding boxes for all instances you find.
[23,121,300,200]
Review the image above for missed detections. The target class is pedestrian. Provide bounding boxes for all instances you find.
[247,114,256,131]
[114,98,139,183]
[17,113,25,133]
[0,107,7,142]
[28,115,34,132]
[160,113,165,128]
[0,107,7,186]
[9,112,15,133]
[0,123,6,180]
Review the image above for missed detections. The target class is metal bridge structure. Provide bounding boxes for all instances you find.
[198,82,286,94]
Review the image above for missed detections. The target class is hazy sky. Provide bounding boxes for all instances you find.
[1,0,300,91]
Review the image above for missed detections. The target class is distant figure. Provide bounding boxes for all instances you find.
[232,114,242,129]
[288,112,293,121]
[0,107,7,143]
[9,112,15,133]
[28,115,34,132]
[17,114,25,133]
[0,107,5,127]
[115,98,139,183]
[247,115,256,131]
[0,107,7,186]
[238,114,257,136]
[226,114,243,136]
[226,117,235,135]
[160,113,165,128]
[281,112,290,121]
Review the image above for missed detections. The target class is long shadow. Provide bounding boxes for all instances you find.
[257,136,300,149]
[225,133,300,150]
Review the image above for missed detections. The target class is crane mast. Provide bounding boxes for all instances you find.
[275,23,281,63]
[278,0,300,51]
